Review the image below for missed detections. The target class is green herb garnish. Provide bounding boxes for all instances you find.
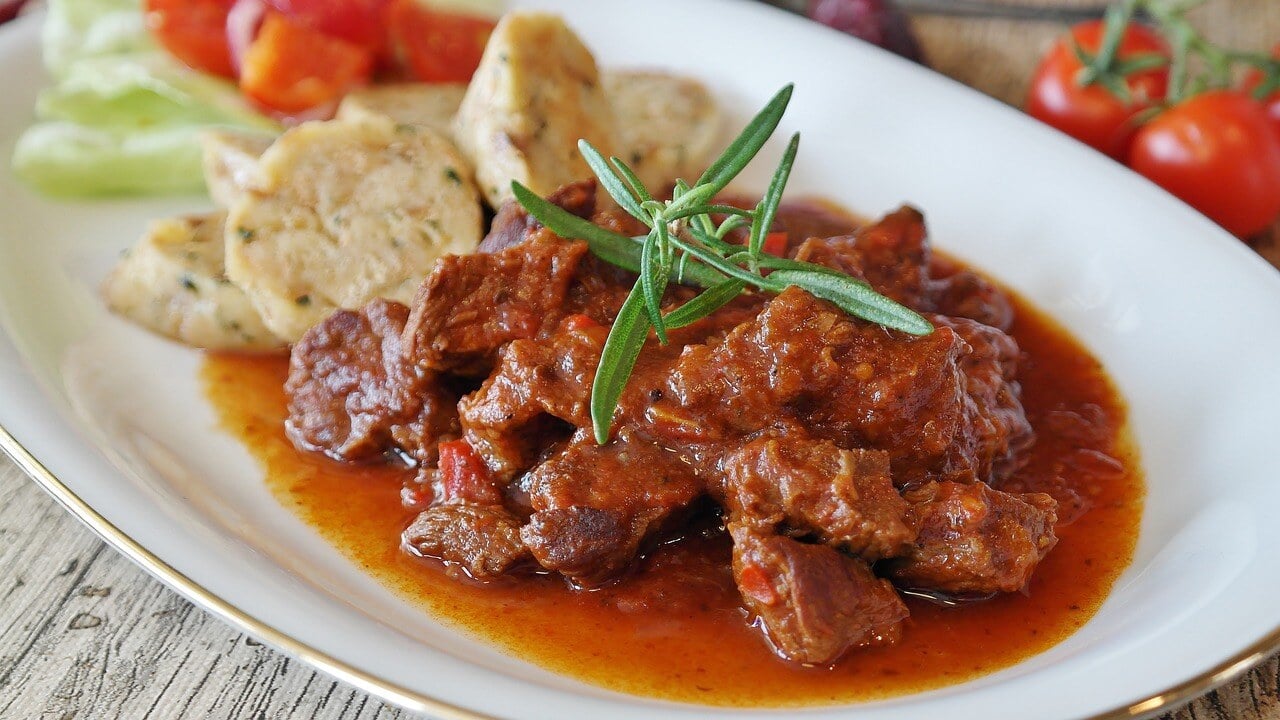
[513,84,933,444]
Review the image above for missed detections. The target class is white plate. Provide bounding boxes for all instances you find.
[4,2,1280,719]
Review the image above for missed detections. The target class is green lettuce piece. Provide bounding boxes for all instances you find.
[42,0,155,77]
[12,121,211,197]
[37,53,280,131]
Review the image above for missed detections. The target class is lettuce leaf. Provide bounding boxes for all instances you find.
[42,0,154,77]
[36,53,279,131]
[12,121,210,197]
[13,0,280,197]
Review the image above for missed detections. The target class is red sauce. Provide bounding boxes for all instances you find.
[200,277,1143,707]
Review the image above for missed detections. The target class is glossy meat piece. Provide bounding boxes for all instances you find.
[285,299,420,461]
[477,180,598,254]
[794,206,1016,331]
[933,269,1015,332]
[664,287,1030,486]
[730,526,907,665]
[718,432,911,560]
[937,315,1035,481]
[402,504,530,579]
[885,481,1058,594]
[520,430,704,585]
[794,206,931,308]
[459,317,606,479]
[402,236,589,375]
[388,378,461,467]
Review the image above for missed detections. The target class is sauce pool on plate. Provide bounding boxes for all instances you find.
[200,242,1143,707]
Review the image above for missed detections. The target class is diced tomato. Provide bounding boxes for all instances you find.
[265,0,393,50]
[387,0,496,84]
[239,11,374,115]
[436,439,502,505]
[761,231,789,257]
[736,563,778,606]
[144,0,238,78]
[562,313,601,333]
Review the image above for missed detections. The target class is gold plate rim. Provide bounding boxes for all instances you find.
[2,419,1278,719]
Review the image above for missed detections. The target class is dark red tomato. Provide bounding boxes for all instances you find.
[1026,20,1169,159]
[1242,44,1280,142]
[1129,91,1280,238]
[265,0,392,49]
[144,0,238,78]
[387,0,495,84]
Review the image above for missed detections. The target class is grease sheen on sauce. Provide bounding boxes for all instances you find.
[201,265,1143,708]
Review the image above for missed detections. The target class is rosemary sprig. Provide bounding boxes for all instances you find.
[513,84,933,444]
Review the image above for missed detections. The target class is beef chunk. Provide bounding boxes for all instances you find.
[884,481,1058,594]
[478,180,597,254]
[794,206,931,308]
[937,315,1035,480]
[458,317,605,478]
[519,507,648,586]
[933,269,1015,332]
[795,206,1017,332]
[387,378,462,467]
[285,299,420,460]
[730,526,907,665]
[403,504,530,579]
[402,236,589,375]
[718,432,912,560]
[519,430,704,585]
[664,287,1030,485]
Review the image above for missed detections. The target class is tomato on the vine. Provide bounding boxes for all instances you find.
[1026,19,1169,159]
[1128,91,1280,238]
[144,0,237,79]
[1242,43,1280,143]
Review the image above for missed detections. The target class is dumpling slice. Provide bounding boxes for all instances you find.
[335,83,467,138]
[200,129,273,208]
[452,11,617,207]
[225,117,483,342]
[603,70,723,194]
[102,212,285,351]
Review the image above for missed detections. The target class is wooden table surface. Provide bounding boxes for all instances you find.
[3,1,1279,718]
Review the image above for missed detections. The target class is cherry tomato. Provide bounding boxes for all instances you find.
[1129,90,1280,238]
[239,11,373,115]
[1242,43,1280,143]
[144,0,237,78]
[387,0,495,84]
[264,0,392,50]
[1026,19,1169,159]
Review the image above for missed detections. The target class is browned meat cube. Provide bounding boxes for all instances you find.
[402,236,589,375]
[458,318,606,478]
[286,299,423,461]
[477,180,598,254]
[937,315,1035,481]
[402,503,530,580]
[730,526,907,666]
[718,432,912,560]
[387,378,462,467]
[665,287,1031,486]
[794,206,931,308]
[519,430,704,585]
[795,207,1017,332]
[932,269,1015,332]
[885,481,1058,594]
